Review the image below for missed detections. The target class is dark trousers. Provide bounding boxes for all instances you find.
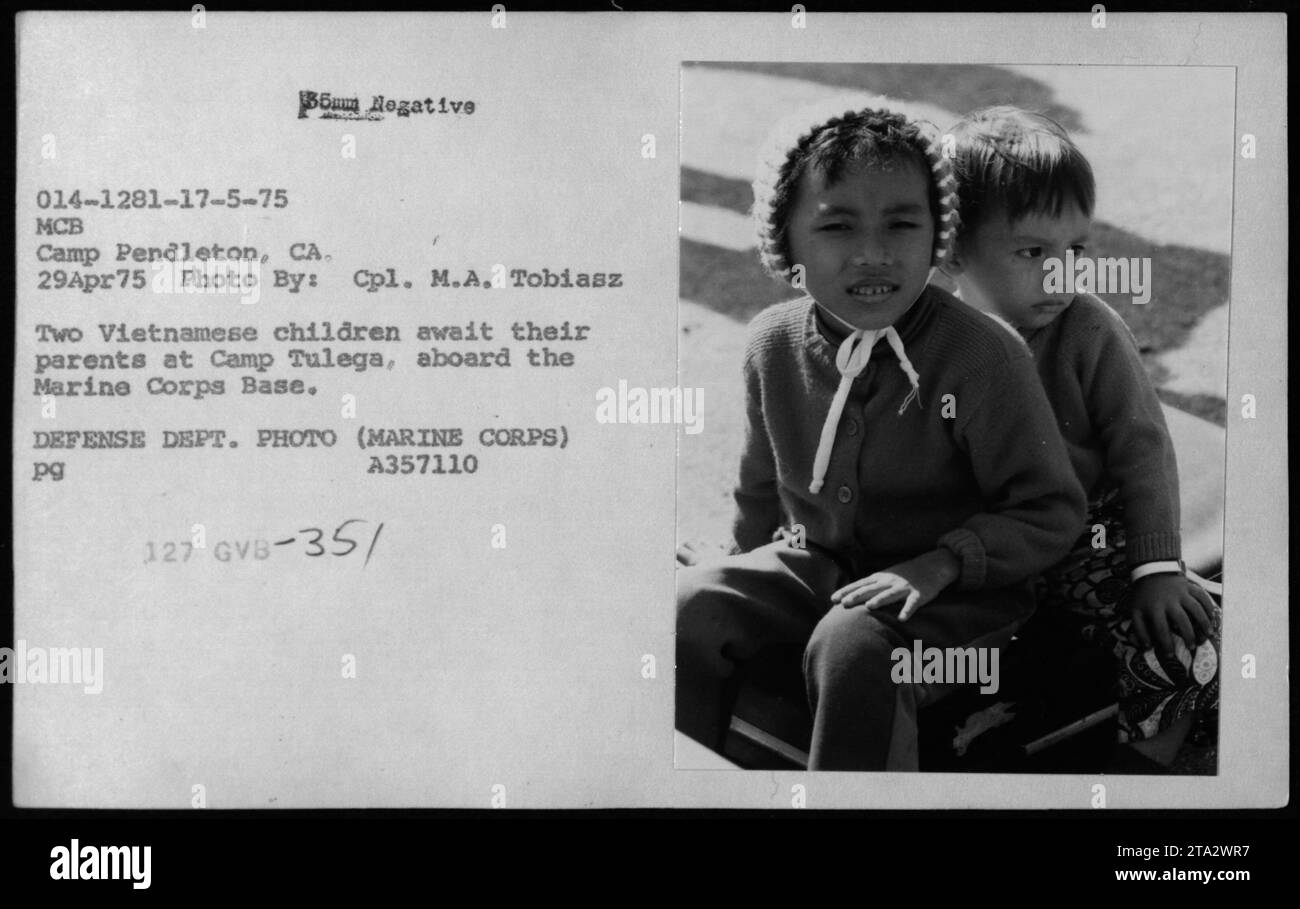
[676,540,1034,770]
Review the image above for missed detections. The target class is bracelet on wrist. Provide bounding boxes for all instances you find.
[1130,559,1185,582]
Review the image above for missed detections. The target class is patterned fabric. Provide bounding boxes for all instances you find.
[1035,490,1221,743]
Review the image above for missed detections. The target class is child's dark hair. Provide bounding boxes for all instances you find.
[752,100,959,282]
[948,106,1095,233]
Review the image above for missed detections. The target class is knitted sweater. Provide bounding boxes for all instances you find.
[1020,293,1182,566]
[732,285,1086,591]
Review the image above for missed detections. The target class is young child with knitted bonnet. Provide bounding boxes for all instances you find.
[675,99,1086,770]
[943,106,1222,769]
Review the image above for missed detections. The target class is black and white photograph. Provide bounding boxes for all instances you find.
[675,62,1233,776]
[3,8,1289,887]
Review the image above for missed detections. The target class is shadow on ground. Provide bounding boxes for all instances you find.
[691,62,1086,133]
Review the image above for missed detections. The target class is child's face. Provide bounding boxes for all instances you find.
[785,157,935,332]
[951,199,1092,330]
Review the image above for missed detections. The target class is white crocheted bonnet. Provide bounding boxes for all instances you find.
[750,95,961,284]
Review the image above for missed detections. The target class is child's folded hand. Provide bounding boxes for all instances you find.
[831,549,961,621]
[1128,574,1216,656]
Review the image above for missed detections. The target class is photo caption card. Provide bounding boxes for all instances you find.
[11,10,1287,809]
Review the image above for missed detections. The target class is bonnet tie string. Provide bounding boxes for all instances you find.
[808,323,922,494]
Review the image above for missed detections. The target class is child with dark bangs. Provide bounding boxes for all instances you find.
[945,106,1222,769]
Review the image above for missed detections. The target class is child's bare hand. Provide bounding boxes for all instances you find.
[1129,574,1216,656]
[831,549,960,621]
[834,571,926,618]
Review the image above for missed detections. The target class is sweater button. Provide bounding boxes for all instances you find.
[845,419,858,436]
[837,485,853,503]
